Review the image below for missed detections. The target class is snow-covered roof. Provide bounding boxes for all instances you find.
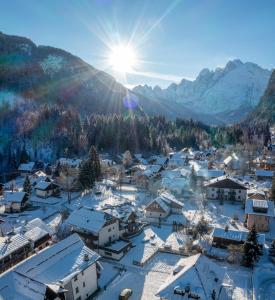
[66,207,111,234]
[4,191,27,203]
[212,227,265,245]
[146,197,170,213]
[0,234,30,261]
[24,227,49,243]
[0,234,100,299]
[18,162,35,172]
[204,175,247,190]
[255,169,274,177]
[245,199,274,217]
[34,179,58,190]
[58,158,82,168]
[156,254,230,300]
[159,192,184,208]
[16,218,54,236]
[197,169,225,178]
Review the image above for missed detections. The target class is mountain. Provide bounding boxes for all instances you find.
[133,59,271,123]
[0,31,141,115]
[246,69,275,124]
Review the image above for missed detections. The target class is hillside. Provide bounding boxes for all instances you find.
[246,69,275,125]
[133,59,271,123]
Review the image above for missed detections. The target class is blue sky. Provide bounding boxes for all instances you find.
[1,0,275,87]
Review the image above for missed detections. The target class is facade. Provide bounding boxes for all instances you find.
[245,199,275,232]
[204,175,247,202]
[145,197,170,220]
[255,169,274,180]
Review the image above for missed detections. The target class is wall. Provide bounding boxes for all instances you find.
[98,220,119,246]
[71,263,98,300]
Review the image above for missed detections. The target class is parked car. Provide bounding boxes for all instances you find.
[119,288,132,300]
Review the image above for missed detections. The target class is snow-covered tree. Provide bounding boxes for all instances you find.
[23,176,32,195]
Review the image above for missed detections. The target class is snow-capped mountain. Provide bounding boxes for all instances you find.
[133,59,271,122]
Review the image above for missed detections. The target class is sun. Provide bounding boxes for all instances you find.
[109,44,137,73]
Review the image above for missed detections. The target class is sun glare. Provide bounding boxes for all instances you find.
[109,45,137,73]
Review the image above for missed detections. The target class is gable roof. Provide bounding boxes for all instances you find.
[146,197,170,213]
[204,175,247,190]
[0,234,30,261]
[66,207,112,234]
[4,191,27,203]
[18,162,35,172]
[159,192,184,208]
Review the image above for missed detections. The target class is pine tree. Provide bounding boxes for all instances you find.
[242,224,262,268]
[20,147,29,164]
[190,165,197,190]
[23,176,32,195]
[78,160,95,190]
[271,176,275,202]
[88,146,101,180]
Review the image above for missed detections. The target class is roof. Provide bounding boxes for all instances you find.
[18,162,35,172]
[212,227,265,245]
[24,227,50,243]
[0,234,30,261]
[0,234,100,299]
[4,191,27,203]
[159,192,184,208]
[245,199,274,217]
[146,197,170,213]
[255,169,274,177]
[156,254,229,300]
[16,218,54,236]
[204,175,247,190]
[35,180,58,191]
[197,169,225,178]
[58,158,82,168]
[66,207,111,234]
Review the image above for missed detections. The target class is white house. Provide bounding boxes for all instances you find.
[66,207,120,247]
[0,233,101,300]
[223,153,240,170]
[204,175,247,202]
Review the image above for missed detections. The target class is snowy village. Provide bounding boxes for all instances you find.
[0,129,275,300]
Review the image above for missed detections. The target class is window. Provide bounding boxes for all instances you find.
[160,213,162,216]
[82,270,84,276]
[74,275,78,281]
[238,196,241,199]
[108,228,111,232]
[76,297,81,300]
[212,188,215,191]
[75,287,79,294]
[239,190,241,193]
[113,226,115,229]
[83,282,86,287]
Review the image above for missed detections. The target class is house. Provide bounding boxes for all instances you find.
[255,169,274,181]
[212,227,265,248]
[223,153,240,170]
[245,199,275,232]
[145,197,170,220]
[158,192,184,214]
[0,234,32,274]
[103,204,141,237]
[204,175,248,202]
[66,207,131,260]
[18,161,36,176]
[34,177,60,198]
[0,234,101,300]
[3,191,29,213]
[156,254,233,300]
[133,164,163,189]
